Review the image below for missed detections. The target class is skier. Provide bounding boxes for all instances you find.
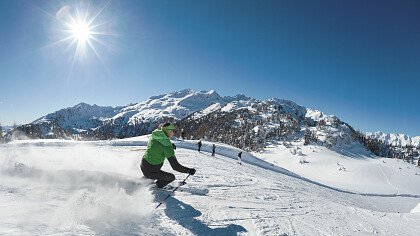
[181,129,186,140]
[211,144,216,156]
[198,140,202,152]
[141,122,196,189]
[238,151,242,165]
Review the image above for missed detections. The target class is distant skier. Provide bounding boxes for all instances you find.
[198,140,202,152]
[140,123,196,189]
[238,151,242,165]
[417,158,420,167]
[181,129,186,140]
[211,144,216,156]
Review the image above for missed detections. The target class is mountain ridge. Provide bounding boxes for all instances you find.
[4,89,419,164]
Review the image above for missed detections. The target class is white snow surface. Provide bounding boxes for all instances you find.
[1,137,420,235]
[258,141,420,195]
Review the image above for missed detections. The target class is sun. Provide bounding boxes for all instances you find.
[40,1,116,75]
[69,19,93,43]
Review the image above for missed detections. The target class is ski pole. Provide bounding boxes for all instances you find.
[155,174,190,209]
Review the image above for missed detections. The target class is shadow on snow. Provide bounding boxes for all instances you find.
[158,194,247,235]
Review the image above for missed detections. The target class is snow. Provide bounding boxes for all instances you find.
[0,143,158,235]
[258,141,420,195]
[305,108,327,121]
[1,138,420,235]
[366,131,420,147]
[192,103,222,119]
[412,202,420,213]
[413,136,420,147]
[33,103,119,130]
[26,89,319,138]
[13,89,419,166]
[108,90,231,124]
[220,100,252,112]
[27,90,230,136]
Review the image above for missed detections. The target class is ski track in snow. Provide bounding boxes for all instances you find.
[376,164,400,195]
[0,142,420,235]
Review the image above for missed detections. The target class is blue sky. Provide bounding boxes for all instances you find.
[0,0,419,136]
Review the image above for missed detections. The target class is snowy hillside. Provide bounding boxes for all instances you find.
[366,131,420,147]
[1,138,419,235]
[258,141,420,195]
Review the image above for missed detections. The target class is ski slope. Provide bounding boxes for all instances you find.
[1,139,420,235]
[257,141,420,195]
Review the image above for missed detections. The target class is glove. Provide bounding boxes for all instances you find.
[189,168,196,175]
[172,143,177,150]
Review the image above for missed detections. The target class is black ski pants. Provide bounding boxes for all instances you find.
[140,158,175,188]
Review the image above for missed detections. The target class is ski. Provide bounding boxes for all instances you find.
[176,186,209,196]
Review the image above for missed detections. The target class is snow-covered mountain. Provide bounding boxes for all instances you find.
[7,89,232,140]
[366,131,420,147]
[6,89,419,164]
[115,89,225,123]
[33,102,121,131]
[177,95,358,154]
[7,89,284,140]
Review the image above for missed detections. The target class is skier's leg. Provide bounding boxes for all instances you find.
[155,170,175,188]
[141,164,175,188]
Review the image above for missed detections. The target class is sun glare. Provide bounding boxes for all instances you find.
[40,1,115,75]
[69,20,92,43]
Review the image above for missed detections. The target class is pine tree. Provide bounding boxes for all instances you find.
[13,121,17,130]
[0,122,3,142]
[303,130,311,145]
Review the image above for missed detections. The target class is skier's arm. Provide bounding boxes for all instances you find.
[167,156,190,173]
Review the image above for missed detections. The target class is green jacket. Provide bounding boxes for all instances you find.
[143,129,175,165]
